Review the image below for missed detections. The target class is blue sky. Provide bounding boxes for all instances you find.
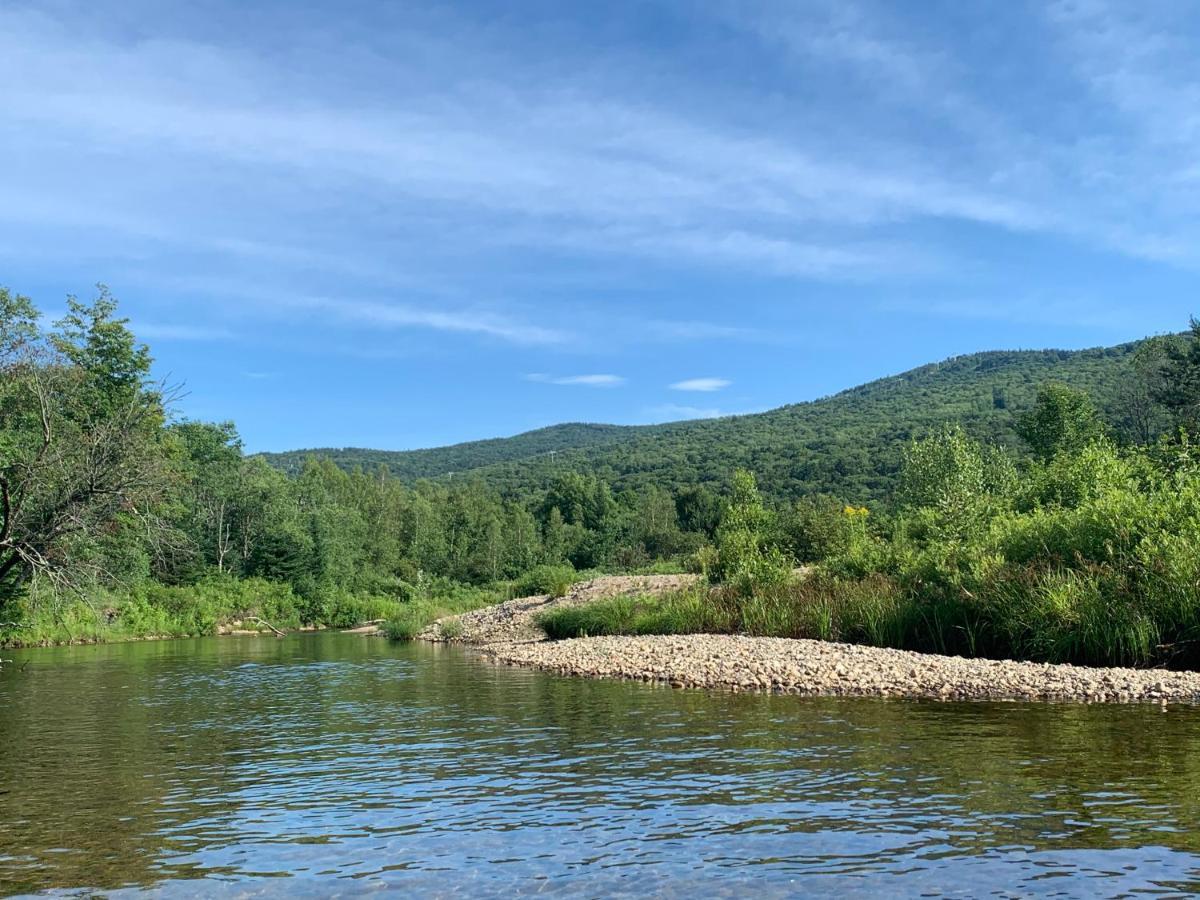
[4,0,1198,452]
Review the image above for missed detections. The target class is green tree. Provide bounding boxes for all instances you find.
[0,288,168,600]
[633,486,682,558]
[675,484,721,537]
[502,503,541,576]
[51,287,154,416]
[899,425,989,511]
[1153,319,1200,434]
[1117,337,1171,445]
[171,421,244,573]
[1016,383,1105,461]
[713,469,791,595]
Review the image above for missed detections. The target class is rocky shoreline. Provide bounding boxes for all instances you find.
[422,575,1200,704]
[478,633,1200,703]
[417,573,701,644]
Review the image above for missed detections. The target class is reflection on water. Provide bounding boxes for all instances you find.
[1,634,1199,897]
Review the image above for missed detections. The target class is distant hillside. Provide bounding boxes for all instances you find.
[263,422,632,479]
[261,340,1153,501]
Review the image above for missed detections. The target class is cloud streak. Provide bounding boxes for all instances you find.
[3,0,1199,382]
[0,1,1067,293]
[670,378,731,392]
[305,298,567,346]
[526,373,627,387]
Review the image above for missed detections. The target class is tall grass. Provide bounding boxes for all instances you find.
[498,442,1200,670]
[536,588,733,639]
[510,564,581,599]
[534,550,1200,669]
[0,576,413,647]
[382,583,508,642]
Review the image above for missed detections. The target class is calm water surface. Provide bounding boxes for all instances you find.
[1,634,1199,897]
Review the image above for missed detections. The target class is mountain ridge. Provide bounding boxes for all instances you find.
[260,338,1153,501]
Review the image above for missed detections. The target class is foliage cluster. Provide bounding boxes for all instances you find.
[0,288,720,645]
[540,377,1200,669]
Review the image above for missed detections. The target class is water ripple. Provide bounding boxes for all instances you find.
[2,634,1200,897]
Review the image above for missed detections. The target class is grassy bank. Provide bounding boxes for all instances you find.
[381,586,507,641]
[1,561,663,650]
[537,559,1200,670]
[539,432,1200,670]
[382,563,591,641]
[0,577,408,648]
[537,588,728,639]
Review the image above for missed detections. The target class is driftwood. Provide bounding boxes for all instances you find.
[245,616,287,638]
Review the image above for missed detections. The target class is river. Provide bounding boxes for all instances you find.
[1,633,1198,897]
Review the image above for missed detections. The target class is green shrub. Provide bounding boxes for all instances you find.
[686,545,719,577]
[317,591,402,628]
[381,581,506,643]
[536,588,725,640]
[713,470,793,596]
[779,495,856,563]
[383,614,421,642]
[513,564,578,599]
[631,558,689,576]
[1022,440,1133,510]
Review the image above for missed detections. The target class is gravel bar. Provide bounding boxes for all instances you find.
[477,633,1200,703]
[418,574,700,644]
[420,574,1200,703]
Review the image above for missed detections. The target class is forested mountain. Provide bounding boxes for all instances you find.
[264,423,631,480]
[263,340,1158,502]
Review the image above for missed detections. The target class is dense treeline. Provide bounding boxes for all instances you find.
[0,287,721,644]
[4,283,1199,668]
[267,423,632,481]
[262,338,1171,502]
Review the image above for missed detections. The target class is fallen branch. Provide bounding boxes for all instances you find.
[245,616,286,638]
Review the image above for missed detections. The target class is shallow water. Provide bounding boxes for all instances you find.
[1,634,1199,897]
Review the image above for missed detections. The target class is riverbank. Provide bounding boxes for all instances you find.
[1,620,318,650]
[426,576,1200,703]
[0,576,414,650]
[416,574,701,643]
[479,634,1200,703]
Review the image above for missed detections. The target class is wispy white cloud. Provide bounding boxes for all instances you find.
[670,377,731,392]
[0,2,1055,292]
[643,320,764,342]
[128,278,569,347]
[526,373,627,387]
[1045,0,1200,148]
[4,0,1200,383]
[717,0,1200,269]
[298,298,566,346]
